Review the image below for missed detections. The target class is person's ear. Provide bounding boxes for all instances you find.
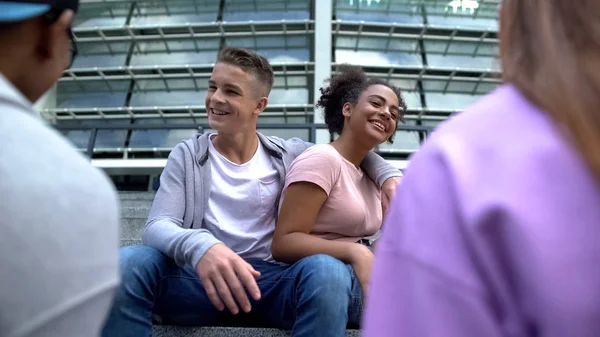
[342,102,353,117]
[39,9,73,65]
[253,96,268,116]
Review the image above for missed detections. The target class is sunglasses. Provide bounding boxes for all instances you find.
[67,28,77,69]
[44,8,78,70]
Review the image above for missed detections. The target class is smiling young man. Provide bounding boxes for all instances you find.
[102,47,402,337]
[0,1,120,336]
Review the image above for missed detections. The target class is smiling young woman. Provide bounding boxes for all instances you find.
[271,64,406,328]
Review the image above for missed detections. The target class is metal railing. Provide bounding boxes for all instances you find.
[74,20,314,43]
[43,104,458,121]
[45,104,315,120]
[60,63,314,91]
[332,20,498,51]
[348,63,501,95]
[53,122,434,159]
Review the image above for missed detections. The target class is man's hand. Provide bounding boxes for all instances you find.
[381,176,402,215]
[195,243,261,314]
[349,244,375,300]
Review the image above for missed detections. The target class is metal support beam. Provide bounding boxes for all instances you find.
[313,0,332,144]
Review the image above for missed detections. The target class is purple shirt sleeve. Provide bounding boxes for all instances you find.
[363,85,600,337]
[362,138,501,337]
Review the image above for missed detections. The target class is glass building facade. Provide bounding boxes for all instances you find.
[38,0,501,189]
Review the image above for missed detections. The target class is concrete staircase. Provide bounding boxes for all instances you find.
[119,191,152,247]
[119,192,361,337]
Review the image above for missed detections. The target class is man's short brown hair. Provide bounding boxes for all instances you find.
[217,47,274,97]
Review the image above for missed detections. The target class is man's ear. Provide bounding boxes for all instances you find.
[38,10,73,63]
[253,96,268,116]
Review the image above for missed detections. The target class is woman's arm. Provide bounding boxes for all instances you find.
[271,181,364,264]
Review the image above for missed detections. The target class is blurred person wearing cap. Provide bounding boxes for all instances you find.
[0,1,120,337]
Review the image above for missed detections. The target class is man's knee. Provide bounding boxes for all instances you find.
[118,245,171,287]
[297,254,352,299]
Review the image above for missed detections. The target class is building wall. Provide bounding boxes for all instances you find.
[42,0,500,165]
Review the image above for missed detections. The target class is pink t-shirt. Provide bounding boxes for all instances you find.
[282,144,382,242]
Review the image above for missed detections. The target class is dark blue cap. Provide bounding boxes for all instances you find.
[0,0,78,23]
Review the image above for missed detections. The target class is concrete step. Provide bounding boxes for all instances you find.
[152,326,360,337]
[121,206,151,219]
[120,199,155,208]
[121,217,146,240]
[120,239,142,247]
[119,192,157,201]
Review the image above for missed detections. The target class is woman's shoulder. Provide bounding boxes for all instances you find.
[287,144,343,184]
[294,143,343,165]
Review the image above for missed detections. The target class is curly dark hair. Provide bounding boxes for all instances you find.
[316,64,406,144]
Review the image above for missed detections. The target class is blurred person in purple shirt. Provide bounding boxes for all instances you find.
[363,1,600,337]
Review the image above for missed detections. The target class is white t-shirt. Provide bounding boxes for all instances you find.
[204,134,280,261]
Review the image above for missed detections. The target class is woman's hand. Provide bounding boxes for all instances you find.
[349,244,375,299]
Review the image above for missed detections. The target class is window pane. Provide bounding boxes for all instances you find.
[57,92,128,109]
[427,16,498,30]
[377,130,420,153]
[425,92,482,110]
[223,0,310,21]
[129,118,197,148]
[268,89,310,105]
[257,128,310,141]
[61,130,91,149]
[423,40,497,57]
[130,90,206,107]
[402,91,422,109]
[335,50,422,67]
[335,0,423,24]
[427,55,499,71]
[131,1,219,25]
[129,129,197,148]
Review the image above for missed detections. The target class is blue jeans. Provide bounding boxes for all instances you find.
[101,246,363,337]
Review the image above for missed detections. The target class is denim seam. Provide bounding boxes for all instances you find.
[292,276,299,320]
[159,275,201,282]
